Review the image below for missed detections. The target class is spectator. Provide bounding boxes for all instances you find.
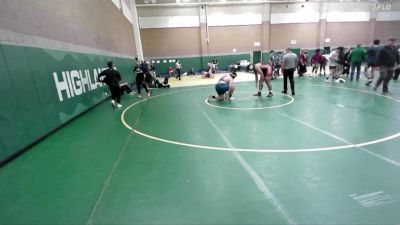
[298,49,307,77]
[374,37,399,94]
[167,66,174,78]
[311,49,323,77]
[348,44,366,81]
[365,39,381,86]
[175,59,182,80]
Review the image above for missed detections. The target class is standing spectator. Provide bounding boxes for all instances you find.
[139,60,149,75]
[374,37,399,94]
[273,51,283,77]
[343,48,351,77]
[149,61,156,77]
[348,44,366,81]
[337,47,345,76]
[134,66,150,98]
[212,57,219,73]
[167,66,174,78]
[298,49,307,77]
[98,61,122,108]
[269,50,275,65]
[175,59,182,80]
[395,48,400,80]
[326,48,340,82]
[320,54,328,76]
[311,49,323,77]
[365,39,380,86]
[304,51,309,72]
[281,47,298,96]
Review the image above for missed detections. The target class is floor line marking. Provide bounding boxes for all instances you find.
[87,94,152,225]
[197,104,297,225]
[205,92,295,110]
[86,132,133,225]
[278,112,400,168]
[121,84,400,153]
[350,191,397,208]
[304,84,400,103]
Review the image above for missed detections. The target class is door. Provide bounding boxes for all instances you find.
[292,48,301,56]
[253,51,261,64]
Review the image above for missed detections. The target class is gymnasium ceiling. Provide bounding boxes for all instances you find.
[136,0,389,5]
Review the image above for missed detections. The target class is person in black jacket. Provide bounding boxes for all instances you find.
[337,47,345,76]
[374,37,399,94]
[134,66,150,98]
[365,39,380,86]
[98,61,122,108]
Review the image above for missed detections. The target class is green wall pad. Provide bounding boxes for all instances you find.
[0,43,134,163]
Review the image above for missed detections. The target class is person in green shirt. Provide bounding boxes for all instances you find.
[348,44,366,81]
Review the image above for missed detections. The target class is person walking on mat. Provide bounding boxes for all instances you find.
[374,37,399,94]
[98,61,123,108]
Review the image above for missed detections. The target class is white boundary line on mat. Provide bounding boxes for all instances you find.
[121,84,400,153]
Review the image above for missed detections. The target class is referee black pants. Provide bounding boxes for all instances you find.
[283,69,295,94]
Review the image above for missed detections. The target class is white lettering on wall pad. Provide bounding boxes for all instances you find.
[53,68,106,102]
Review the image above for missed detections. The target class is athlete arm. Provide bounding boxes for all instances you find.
[267,65,272,77]
[228,77,234,90]
[98,70,107,82]
[254,70,258,88]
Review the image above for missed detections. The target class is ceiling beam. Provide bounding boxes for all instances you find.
[137,0,309,8]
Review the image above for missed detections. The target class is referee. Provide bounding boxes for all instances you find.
[281,48,298,96]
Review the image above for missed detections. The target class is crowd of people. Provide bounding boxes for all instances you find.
[98,37,399,107]
[209,37,399,101]
[97,59,171,108]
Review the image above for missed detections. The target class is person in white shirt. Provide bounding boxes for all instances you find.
[175,59,182,80]
[326,48,339,83]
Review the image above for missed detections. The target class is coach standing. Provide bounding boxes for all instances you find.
[281,47,298,96]
[374,37,399,94]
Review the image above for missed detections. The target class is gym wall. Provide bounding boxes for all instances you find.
[206,25,262,54]
[0,0,136,57]
[0,0,136,164]
[137,1,400,66]
[140,27,202,57]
